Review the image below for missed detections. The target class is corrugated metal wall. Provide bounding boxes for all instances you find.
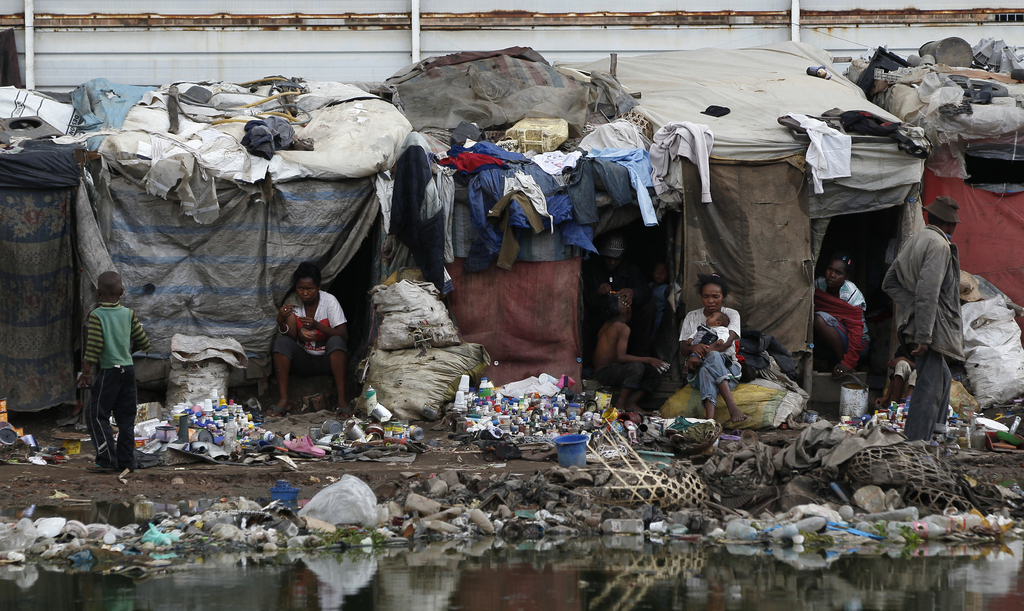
[0,2,1022,89]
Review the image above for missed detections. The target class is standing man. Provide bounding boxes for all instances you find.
[882,196,964,441]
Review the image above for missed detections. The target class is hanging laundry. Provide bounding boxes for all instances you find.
[588,148,659,226]
[650,121,714,203]
[391,132,448,292]
[787,113,851,194]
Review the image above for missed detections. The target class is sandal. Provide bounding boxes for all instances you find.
[86,463,118,473]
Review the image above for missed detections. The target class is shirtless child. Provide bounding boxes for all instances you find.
[593,294,670,413]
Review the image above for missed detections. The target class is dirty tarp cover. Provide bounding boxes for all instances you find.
[680,159,813,353]
[0,187,75,411]
[75,171,378,357]
[388,49,592,133]
[561,42,923,213]
[923,169,1024,330]
[447,258,582,386]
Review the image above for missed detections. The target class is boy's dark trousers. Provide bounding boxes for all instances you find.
[85,365,138,470]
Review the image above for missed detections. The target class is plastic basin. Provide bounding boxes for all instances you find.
[554,434,588,468]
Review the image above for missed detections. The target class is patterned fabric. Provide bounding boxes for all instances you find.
[0,188,75,411]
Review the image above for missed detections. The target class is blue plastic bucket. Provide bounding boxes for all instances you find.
[269,479,300,508]
[554,434,588,468]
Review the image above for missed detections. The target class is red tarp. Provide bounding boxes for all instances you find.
[448,258,582,386]
[923,169,1024,328]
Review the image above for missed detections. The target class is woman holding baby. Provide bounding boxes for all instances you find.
[678,273,747,423]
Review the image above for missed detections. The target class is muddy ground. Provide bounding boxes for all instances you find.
[2,407,1023,508]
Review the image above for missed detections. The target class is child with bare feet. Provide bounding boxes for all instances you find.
[874,347,916,408]
[592,294,669,413]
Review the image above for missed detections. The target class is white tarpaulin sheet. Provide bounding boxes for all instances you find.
[560,42,923,197]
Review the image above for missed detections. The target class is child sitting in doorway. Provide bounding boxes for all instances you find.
[593,294,670,413]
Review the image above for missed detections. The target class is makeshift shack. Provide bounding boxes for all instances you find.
[562,42,928,386]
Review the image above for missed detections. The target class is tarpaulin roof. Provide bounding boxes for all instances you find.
[560,42,924,207]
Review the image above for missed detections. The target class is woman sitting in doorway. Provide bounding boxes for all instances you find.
[813,253,869,380]
[678,273,747,423]
[272,262,350,416]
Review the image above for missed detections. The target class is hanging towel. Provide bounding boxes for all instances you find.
[650,121,714,203]
[787,113,851,194]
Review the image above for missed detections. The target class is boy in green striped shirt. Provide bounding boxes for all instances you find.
[79,271,152,473]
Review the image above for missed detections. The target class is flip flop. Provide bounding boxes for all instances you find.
[86,463,118,473]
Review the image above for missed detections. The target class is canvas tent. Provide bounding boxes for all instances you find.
[0,78,410,410]
[561,42,927,356]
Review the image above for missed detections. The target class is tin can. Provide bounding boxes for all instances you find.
[308,426,321,440]
[804,410,820,424]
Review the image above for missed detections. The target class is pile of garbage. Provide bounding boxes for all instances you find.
[2,459,1021,572]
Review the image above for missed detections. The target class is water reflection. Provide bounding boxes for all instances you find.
[1,538,1022,611]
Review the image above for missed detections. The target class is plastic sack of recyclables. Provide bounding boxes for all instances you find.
[961,296,1024,407]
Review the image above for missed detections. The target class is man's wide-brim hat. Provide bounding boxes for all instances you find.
[923,195,961,224]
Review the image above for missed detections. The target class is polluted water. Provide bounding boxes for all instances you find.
[2,500,1024,611]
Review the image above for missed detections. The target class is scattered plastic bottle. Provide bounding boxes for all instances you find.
[725,521,758,541]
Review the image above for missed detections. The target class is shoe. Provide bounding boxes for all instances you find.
[283,435,325,458]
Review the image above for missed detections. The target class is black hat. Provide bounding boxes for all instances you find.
[923,195,961,224]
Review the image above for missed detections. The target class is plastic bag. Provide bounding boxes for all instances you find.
[0,518,38,553]
[298,475,378,528]
[962,297,1024,407]
[371,280,462,351]
[141,523,179,547]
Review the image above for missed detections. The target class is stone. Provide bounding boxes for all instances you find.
[440,470,461,488]
[852,485,886,514]
[569,471,594,487]
[262,542,278,553]
[428,478,449,499]
[304,517,337,533]
[839,505,855,522]
[547,468,571,483]
[424,520,460,534]
[593,471,612,487]
[171,477,185,486]
[374,482,398,499]
[468,508,495,535]
[405,493,441,516]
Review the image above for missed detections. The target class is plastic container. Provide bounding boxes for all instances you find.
[554,434,588,468]
[269,480,300,508]
[725,521,758,541]
[840,383,868,418]
[505,117,569,153]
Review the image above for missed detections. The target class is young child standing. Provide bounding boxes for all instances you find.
[79,271,152,473]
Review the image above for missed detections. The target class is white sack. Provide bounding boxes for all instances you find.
[371,280,462,351]
[962,297,1024,407]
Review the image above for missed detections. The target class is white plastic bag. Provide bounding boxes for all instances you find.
[371,280,462,351]
[298,475,378,528]
[962,297,1024,407]
[165,334,247,406]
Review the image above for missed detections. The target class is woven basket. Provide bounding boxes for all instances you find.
[669,420,722,456]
